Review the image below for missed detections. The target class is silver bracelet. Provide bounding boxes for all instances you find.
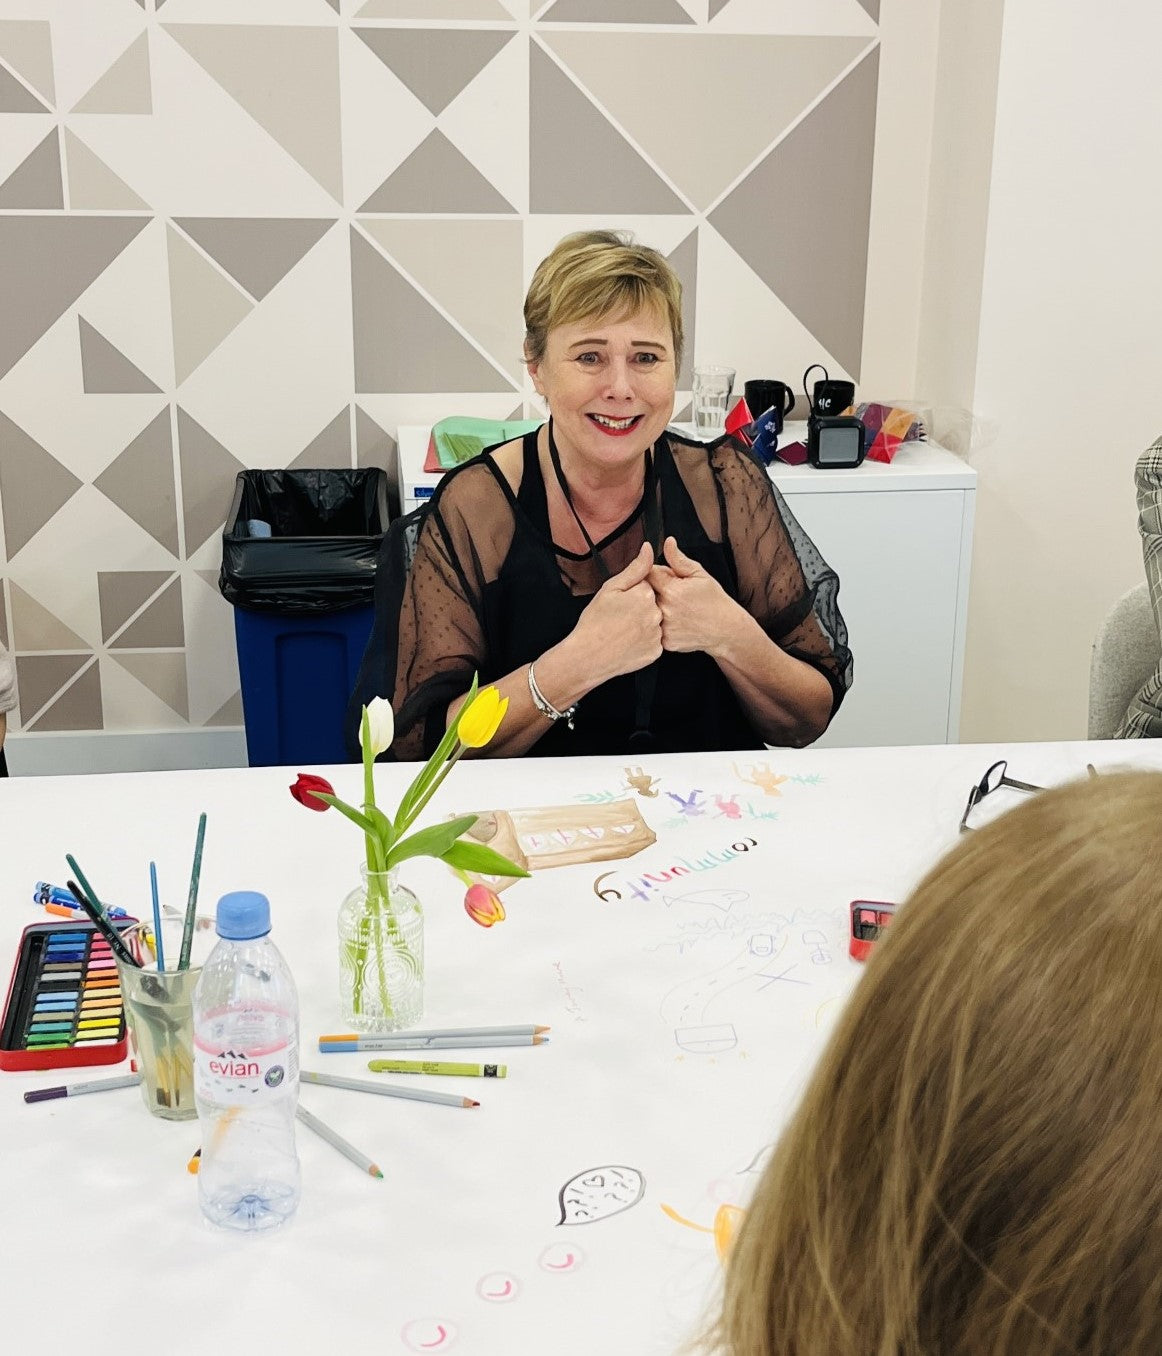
[527,661,577,731]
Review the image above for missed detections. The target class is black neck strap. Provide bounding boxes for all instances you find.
[545,417,663,747]
[546,417,662,579]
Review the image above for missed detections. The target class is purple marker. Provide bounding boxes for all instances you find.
[24,1073,142,1103]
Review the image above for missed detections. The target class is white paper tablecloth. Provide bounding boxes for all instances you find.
[1,739,1154,1354]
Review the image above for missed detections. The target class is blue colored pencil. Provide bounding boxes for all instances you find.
[150,861,165,972]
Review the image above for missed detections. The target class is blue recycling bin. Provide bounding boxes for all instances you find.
[219,469,390,767]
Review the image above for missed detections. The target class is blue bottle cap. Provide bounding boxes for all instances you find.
[215,891,271,940]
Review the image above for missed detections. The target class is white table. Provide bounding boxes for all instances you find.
[395,425,976,750]
[1,739,1139,1355]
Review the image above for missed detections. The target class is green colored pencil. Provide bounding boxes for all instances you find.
[178,812,206,971]
[65,854,107,919]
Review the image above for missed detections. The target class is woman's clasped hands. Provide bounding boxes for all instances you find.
[571,536,736,685]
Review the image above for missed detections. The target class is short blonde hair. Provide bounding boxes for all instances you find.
[523,230,683,367]
[714,769,1162,1356]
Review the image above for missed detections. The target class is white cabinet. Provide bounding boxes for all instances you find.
[395,425,976,747]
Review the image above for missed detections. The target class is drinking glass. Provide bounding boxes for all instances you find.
[692,365,736,437]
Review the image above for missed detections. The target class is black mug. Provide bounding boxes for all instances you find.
[744,379,796,430]
[812,378,855,417]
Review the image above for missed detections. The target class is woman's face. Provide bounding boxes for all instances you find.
[527,307,676,476]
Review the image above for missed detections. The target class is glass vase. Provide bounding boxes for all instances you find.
[337,866,424,1032]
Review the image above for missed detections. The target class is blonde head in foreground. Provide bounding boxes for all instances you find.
[714,770,1162,1356]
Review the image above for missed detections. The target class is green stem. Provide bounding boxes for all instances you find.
[395,742,467,839]
[393,675,478,831]
[365,870,395,1025]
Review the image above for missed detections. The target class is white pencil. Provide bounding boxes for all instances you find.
[318,1024,548,1043]
[319,1034,549,1053]
[301,1069,478,1108]
[295,1103,383,1179]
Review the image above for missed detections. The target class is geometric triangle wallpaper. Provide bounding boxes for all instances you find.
[0,0,897,742]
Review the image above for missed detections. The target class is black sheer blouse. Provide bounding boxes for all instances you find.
[368,428,851,760]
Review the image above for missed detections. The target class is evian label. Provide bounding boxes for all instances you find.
[194,1005,298,1105]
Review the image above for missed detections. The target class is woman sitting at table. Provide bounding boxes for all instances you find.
[711,770,1162,1356]
[374,230,851,759]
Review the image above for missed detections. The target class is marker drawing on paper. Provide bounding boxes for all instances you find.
[733,762,790,797]
[662,887,749,914]
[557,1166,645,1225]
[459,801,656,891]
[592,836,759,903]
[662,931,790,1052]
[660,1202,746,1263]
[476,1273,520,1303]
[666,789,706,816]
[539,1243,585,1272]
[400,1318,458,1352]
[623,766,660,797]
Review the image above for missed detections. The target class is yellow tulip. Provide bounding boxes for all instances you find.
[457,686,508,748]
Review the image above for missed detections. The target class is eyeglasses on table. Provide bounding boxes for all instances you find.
[958,759,1045,833]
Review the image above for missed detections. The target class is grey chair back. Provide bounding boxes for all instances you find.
[1088,582,1162,738]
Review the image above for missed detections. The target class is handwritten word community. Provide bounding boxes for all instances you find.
[593,838,759,902]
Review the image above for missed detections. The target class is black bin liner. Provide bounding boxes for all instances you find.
[219,468,390,614]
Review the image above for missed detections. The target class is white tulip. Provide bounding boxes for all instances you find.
[361,696,395,757]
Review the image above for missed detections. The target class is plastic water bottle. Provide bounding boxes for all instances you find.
[193,891,301,1232]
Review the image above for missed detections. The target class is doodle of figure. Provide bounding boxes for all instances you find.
[666,789,706,816]
[733,761,790,797]
[624,766,660,798]
[714,793,742,820]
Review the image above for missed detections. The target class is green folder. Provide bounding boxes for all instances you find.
[428,416,543,471]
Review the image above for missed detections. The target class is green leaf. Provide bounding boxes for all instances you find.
[387,814,479,868]
[366,806,395,849]
[313,792,376,836]
[394,671,480,831]
[440,840,530,878]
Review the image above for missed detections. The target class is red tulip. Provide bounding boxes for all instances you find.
[290,773,335,811]
[464,883,506,928]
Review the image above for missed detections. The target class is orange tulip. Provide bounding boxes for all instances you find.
[464,883,506,927]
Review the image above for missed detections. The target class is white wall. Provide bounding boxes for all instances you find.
[950,1,1162,741]
[915,0,1004,416]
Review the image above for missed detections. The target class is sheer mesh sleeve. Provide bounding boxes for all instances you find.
[709,439,853,713]
[389,461,516,760]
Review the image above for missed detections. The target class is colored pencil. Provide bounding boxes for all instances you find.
[65,854,109,920]
[296,1103,383,1179]
[149,862,165,972]
[301,1069,479,1107]
[66,879,140,968]
[366,1059,506,1078]
[318,1024,548,1043]
[178,813,206,971]
[24,1072,142,1103]
[187,1147,202,1174]
[320,1034,548,1053]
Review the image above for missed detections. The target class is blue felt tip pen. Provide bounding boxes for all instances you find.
[34,882,131,920]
